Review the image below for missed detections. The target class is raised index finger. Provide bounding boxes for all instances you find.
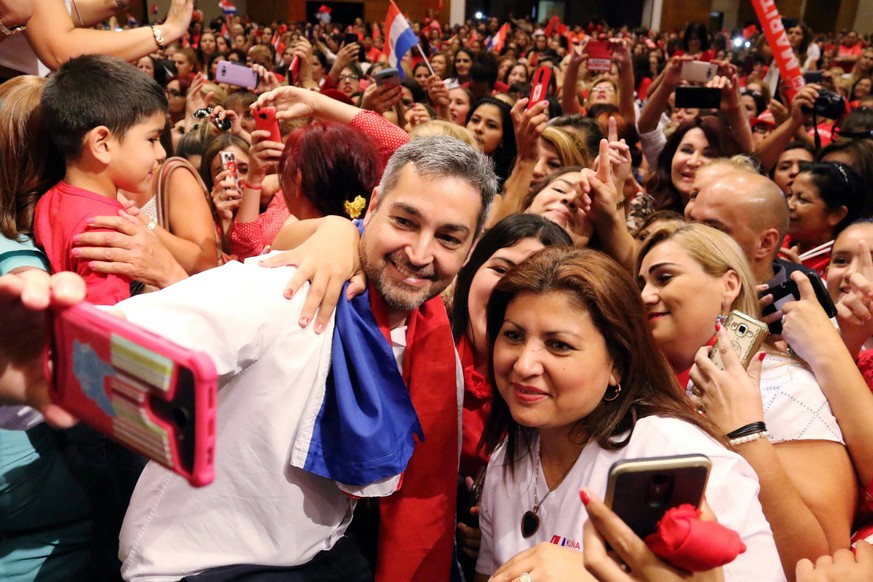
[607,115,618,142]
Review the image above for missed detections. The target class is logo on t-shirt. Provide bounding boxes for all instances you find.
[550,534,581,550]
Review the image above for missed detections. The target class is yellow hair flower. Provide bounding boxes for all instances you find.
[344,195,366,219]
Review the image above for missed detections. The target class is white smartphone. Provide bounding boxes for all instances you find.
[681,60,718,84]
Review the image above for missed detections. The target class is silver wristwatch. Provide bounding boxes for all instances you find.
[150,25,165,50]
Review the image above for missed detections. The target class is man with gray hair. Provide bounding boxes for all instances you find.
[84,136,496,581]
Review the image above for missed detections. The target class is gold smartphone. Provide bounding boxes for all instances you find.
[709,310,768,371]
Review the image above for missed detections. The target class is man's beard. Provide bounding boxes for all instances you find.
[362,250,443,313]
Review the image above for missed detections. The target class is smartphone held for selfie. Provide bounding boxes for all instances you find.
[216,61,258,89]
[709,310,768,371]
[255,106,282,143]
[604,454,711,539]
[219,150,240,189]
[761,274,836,334]
[528,66,552,109]
[374,68,401,88]
[587,40,613,73]
[681,60,718,84]
[47,303,217,487]
[675,86,722,109]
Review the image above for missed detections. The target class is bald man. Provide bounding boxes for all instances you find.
[689,170,811,287]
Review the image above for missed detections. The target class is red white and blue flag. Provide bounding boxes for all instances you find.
[218,0,237,16]
[383,1,418,77]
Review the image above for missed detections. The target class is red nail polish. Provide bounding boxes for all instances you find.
[579,489,591,506]
[758,352,766,362]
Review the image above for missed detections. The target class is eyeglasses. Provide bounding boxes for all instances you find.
[338,74,360,82]
[194,107,232,131]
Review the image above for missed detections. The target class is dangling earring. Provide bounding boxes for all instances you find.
[603,383,622,402]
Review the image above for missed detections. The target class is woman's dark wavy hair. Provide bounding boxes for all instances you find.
[645,116,742,212]
[798,161,864,238]
[466,96,517,187]
[451,214,572,341]
[278,121,380,219]
[480,247,723,474]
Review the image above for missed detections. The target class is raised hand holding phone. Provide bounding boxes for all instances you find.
[688,323,767,434]
[48,303,217,486]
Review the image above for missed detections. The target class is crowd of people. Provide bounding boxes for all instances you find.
[2,0,873,580]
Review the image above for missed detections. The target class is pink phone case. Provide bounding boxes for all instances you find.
[255,107,282,143]
[216,61,258,89]
[47,303,217,487]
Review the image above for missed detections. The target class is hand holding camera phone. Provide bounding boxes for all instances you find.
[528,66,552,109]
[681,60,718,84]
[604,454,711,539]
[216,61,259,89]
[709,311,768,371]
[254,106,282,143]
[47,303,217,487]
[760,272,836,334]
[219,150,240,190]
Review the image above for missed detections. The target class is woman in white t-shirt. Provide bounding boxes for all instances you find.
[474,246,783,581]
[638,222,857,575]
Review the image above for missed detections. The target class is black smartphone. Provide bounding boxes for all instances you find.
[604,454,711,539]
[375,67,401,88]
[674,86,722,109]
[760,273,836,334]
[803,71,824,83]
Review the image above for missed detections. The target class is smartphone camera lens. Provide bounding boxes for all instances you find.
[646,473,673,508]
[737,324,748,336]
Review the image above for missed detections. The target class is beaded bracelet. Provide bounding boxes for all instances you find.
[726,421,767,440]
[729,431,769,447]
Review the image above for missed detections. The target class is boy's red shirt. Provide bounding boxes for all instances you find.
[34,181,131,305]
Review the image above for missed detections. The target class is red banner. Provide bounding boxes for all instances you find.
[750,0,804,99]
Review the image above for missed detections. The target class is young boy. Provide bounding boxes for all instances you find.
[35,54,167,305]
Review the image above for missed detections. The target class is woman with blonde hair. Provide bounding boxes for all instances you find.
[637,222,857,575]
[407,119,478,147]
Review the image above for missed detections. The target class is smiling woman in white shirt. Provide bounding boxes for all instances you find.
[474,246,783,582]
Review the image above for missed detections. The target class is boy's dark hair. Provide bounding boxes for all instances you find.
[41,54,167,160]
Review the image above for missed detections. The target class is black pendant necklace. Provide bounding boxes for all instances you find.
[520,439,575,538]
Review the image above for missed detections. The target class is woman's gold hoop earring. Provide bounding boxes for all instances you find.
[603,383,622,402]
